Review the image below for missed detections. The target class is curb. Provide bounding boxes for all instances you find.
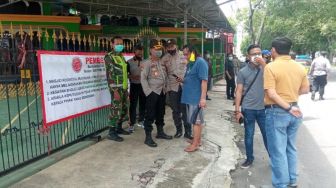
[0,140,97,188]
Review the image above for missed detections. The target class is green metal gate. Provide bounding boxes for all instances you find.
[0,25,114,176]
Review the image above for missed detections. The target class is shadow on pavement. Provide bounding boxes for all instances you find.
[230,120,336,188]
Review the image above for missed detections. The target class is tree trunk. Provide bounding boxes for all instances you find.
[248,0,255,44]
[327,37,334,63]
[255,11,267,45]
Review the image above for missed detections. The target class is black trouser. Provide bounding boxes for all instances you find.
[312,75,327,97]
[144,92,166,133]
[168,86,191,135]
[225,77,236,99]
[129,83,146,125]
[207,77,212,91]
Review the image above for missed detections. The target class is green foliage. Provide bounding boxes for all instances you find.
[237,0,336,55]
[240,37,251,55]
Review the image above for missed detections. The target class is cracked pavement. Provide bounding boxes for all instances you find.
[11,80,240,188]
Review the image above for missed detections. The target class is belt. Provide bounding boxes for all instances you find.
[265,102,298,109]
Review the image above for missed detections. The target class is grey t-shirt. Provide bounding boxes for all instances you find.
[237,63,264,110]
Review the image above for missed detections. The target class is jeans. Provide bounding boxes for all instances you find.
[242,109,268,162]
[168,86,191,135]
[265,107,302,188]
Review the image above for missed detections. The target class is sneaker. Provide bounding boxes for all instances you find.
[128,125,135,133]
[137,121,144,128]
[311,93,315,100]
[240,160,253,169]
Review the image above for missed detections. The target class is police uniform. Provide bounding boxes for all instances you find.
[105,51,130,141]
[141,40,172,147]
[162,39,191,139]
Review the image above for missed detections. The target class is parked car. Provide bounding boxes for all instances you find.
[295,55,313,91]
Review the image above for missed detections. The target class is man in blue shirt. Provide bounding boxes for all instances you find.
[180,45,208,152]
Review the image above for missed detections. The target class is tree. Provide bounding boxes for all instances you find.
[236,0,336,60]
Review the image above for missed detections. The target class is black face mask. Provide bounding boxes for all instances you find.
[167,49,177,56]
[134,55,142,61]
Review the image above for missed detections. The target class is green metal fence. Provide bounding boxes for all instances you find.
[211,54,225,81]
[0,28,112,176]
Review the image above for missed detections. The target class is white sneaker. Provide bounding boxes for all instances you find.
[137,121,144,128]
[128,126,135,133]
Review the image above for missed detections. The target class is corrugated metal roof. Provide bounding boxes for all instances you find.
[70,0,233,32]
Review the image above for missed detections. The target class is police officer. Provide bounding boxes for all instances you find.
[141,39,172,147]
[162,39,192,139]
[127,45,146,132]
[104,36,130,142]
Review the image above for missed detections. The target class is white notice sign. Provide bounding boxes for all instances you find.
[37,51,111,127]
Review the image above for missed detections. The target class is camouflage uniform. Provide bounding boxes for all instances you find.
[104,52,129,130]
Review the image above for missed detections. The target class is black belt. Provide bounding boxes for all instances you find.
[265,102,298,109]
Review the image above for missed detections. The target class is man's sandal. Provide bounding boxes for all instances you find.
[184,145,199,152]
[186,139,202,146]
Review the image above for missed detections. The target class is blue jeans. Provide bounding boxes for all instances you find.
[265,107,302,188]
[242,109,268,162]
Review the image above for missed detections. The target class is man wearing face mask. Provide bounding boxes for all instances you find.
[262,50,272,64]
[162,39,192,139]
[127,45,146,132]
[235,44,268,169]
[181,45,208,152]
[141,39,172,147]
[225,54,236,100]
[104,36,130,142]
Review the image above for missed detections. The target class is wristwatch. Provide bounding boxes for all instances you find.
[286,104,293,111]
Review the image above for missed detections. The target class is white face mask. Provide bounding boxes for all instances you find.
[228,56,233,61]
[251,55,261,63]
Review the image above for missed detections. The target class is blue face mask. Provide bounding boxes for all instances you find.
[114,45,124,53]
[155,50,162,58]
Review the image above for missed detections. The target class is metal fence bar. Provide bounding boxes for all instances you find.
[0,129,5,170]
[15,81,24,163]
[5,84,16,167]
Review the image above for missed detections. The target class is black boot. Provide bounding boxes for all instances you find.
[144,132,157,147]
[319,95,324,100]
[184,133,193,140]
[184,124,193,140]
[174,127,183,138]
[174,131,183,138]
[156,127,173,140]
[107,127,123,142]
[116,123,130,135]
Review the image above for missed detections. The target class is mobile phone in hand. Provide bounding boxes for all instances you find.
[172,74,178,78]
[239,117,244,124]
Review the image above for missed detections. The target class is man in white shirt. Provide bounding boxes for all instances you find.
[309,51,331,100]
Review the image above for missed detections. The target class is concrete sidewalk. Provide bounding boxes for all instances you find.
[11,80,240,188]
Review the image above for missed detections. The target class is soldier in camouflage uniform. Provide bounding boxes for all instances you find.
[104,36,130,142]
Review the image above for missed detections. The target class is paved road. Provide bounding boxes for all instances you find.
[231,67,336,188]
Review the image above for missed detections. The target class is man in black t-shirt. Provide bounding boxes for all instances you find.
[225,54,236,100]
